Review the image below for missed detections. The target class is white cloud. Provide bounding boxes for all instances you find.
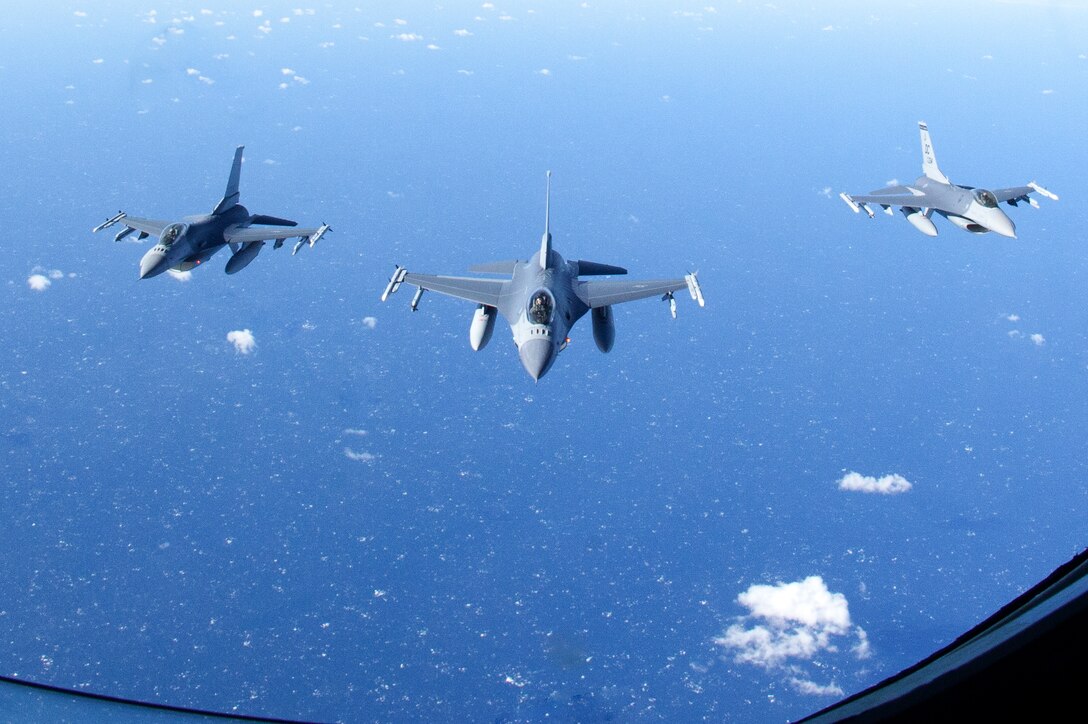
[537,68,551,76]
[790,678,844,697]
[1006,313,1020,322]
[394,32,423,41]
[1030,333,1045,346]
[453,28,472,36]
[27,274,51,292]
[714,576,870,695]
[166,269,192,282]
[344,448,376,462]
[362,316,377,329]
[227,329,256,354]
[838,471,912,495]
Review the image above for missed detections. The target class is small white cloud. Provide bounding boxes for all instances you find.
[427,43,441,50]
[1008,329,1023,339]
[457,69,474,76]
[186,67,200,75]
[47,269,63,280]
[394,18,408,26]
[166,269,192,282]
[713,576,869,696]
[281,67,295,75]
[344,448,376,462]
[1006,313,1020,322]
[27,274,51,292]
[1030,333,1045,346]
[790,678,844,696]
[453,28,472,36]
[252,9,263,17]
[362,316,377,329]
[92,58,104,64]
[838,471,912,495]
[820,186,832,198]
[394,32,423,41]
[227,329,256,354]
[74,10,87,17]
[537,68,551,76]
[1042,89,1054,95]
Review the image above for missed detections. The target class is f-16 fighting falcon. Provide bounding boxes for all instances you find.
[93,146,331,279]
[840,122,1057,238]
[381,172,704,381]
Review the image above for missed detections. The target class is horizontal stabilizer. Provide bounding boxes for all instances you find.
[250,214,297,227]
[575,260,628,276]
[468,260,522,275]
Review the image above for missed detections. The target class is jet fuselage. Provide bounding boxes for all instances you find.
[139,205,250,278]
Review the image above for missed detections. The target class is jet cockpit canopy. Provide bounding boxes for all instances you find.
[528,289,554,325]
[160,223,188,247]
[973,189,998,208]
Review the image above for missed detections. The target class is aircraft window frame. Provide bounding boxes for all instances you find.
[528,289,554,325]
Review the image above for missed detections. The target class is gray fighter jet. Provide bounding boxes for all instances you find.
[840,122,1057,238]
[381,172,705,381]
[93,146,331,279]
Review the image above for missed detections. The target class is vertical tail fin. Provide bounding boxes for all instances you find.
[918,122,949,184]
[213,146,244,214]
[539,170,552,270]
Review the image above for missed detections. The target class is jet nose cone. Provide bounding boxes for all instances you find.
[139,250,167,279]
[519,338,555,381]
[990,212,1017,239]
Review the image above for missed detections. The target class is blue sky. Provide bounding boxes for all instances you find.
[2,2,1087,721]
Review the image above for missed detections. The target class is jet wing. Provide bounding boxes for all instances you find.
[992,183,1059,205]
[118,215,171,236]
[224,227,324,244]
[401,273,505,308]
[577,278,688,308]
[93,213,170,239]
[846,184,932,209]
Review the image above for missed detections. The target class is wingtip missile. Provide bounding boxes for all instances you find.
[114,227,135,242]
[840,193,875,218]
[381,266,408,302]
[93,211,126,234]
[1028,182,1059,201]
[308,223,331,248]
[685,272,705,307]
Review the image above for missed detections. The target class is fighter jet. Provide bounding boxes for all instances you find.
[93,146,331,279]
[381,172,704,381]
[840,122,1057,238]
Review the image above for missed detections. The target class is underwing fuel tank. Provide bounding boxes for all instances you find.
[224,241,265,274]
[901,207,938,237]
[591,305,615,353]
[469,304,497,351]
